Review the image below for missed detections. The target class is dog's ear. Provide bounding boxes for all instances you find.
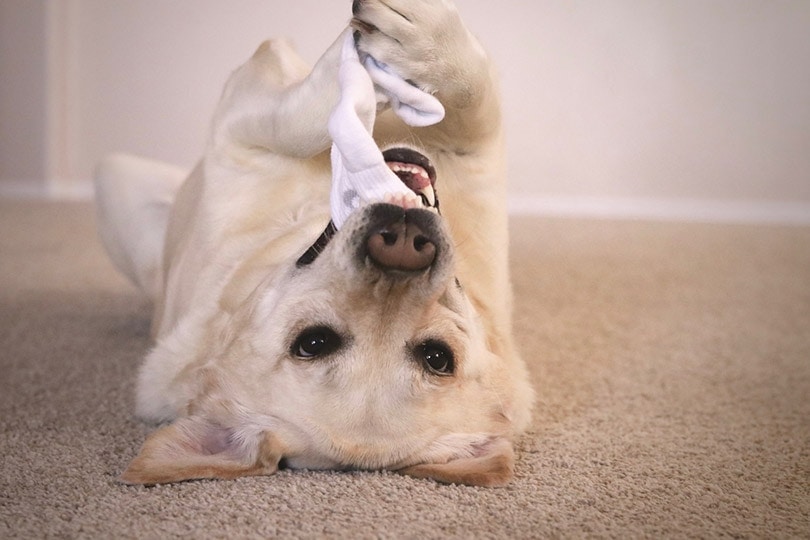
[120,416,284,485]
[398,436,515,487]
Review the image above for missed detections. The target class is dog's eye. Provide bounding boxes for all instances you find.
[292,326,342,359]
[416,340,455,376]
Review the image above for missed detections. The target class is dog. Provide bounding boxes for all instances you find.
[95,0,534,487]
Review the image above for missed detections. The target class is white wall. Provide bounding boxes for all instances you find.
[491,0,810,222]
[66,0,349,188]
[0,0,49,196]
[2,0,809,222]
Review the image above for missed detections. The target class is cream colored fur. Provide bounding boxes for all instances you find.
[95,0,533,487]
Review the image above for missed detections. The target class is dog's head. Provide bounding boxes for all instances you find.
[122,148,530,487]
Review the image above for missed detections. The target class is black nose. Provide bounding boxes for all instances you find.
[365,207,437,272]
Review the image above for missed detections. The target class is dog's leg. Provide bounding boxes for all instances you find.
[210,32,352,160]
[94,154,186,301]
[351,0,501,147]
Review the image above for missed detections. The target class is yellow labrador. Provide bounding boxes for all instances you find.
[95,0,533,487]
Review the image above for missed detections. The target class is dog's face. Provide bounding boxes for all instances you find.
[241,203,510,467]
[122,148,522,486]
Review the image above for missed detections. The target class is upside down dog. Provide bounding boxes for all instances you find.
[95,0,534,487]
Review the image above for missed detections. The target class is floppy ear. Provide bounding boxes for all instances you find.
[398,437,515,487]
[120,416,284,485]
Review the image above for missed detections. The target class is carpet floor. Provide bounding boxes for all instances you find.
[1,200,808,538]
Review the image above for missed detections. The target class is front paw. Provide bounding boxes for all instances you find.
[351,0,487,106]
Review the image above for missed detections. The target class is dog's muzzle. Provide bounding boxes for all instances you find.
[361,204,440,273]
[297,147,441,269]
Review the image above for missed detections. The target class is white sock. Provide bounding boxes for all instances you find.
[328,32,445,229]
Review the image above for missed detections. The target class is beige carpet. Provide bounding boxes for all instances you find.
[1,199,808,538]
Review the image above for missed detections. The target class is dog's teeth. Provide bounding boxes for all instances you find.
[390,163,427,177]
[420,184,436,207]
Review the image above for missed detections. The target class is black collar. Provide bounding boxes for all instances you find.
[296,221,338,267]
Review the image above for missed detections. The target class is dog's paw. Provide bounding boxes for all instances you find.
[351,0,487,107]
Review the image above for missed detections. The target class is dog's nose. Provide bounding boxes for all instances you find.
[367,214,437,272]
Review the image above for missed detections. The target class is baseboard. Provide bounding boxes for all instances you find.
[0,180,48,199]
[508,196,810,226]
[3,182,808,226]
[0,179,93,200]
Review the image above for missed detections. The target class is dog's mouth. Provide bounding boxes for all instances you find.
[383,147,438,210]
[296,147,439,267]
